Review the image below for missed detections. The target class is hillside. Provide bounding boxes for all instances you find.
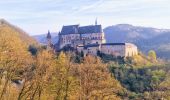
[104,24,170,43]
[0,19,34,73]
[0,19,37,45]
[1,20,170,100]
[104,24,170,59]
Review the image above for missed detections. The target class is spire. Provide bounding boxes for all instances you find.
[47,30,51,39]
[58,31,61,35]
[95,18,97,25]
[74,26,78,33]
[46,30,52,49]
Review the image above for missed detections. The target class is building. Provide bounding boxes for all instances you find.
[47,30,52,46]
[77,44,101,56]
[58,23,106,49]
[46,30,55,51]
[77,43,138,57]
[49,21,138,57]
[101,43,138,57]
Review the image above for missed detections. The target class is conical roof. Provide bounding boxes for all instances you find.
[47,30,51,39]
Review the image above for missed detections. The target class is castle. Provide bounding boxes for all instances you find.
[47,21,138,57]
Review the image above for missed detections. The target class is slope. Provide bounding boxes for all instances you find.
[0,19,37,45]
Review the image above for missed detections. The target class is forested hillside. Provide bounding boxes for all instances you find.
[1,20,170,99]
[0,20,122,99]
[0,19,37,45]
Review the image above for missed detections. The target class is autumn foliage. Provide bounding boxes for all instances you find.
[1,23,170,100]
[0,25,122,100]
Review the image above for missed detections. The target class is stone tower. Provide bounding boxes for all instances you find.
[95,18,98,25]
[46,30,52,48]
[58,31,61,49]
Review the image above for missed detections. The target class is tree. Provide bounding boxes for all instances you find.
[0,26,33,99]
[49,52,79,100]
[28,45,38,56]
[148,50,157,62]
[78,55,122,100]
[150,70,166,90]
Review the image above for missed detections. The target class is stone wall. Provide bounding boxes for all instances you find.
[59,34,80,48]
[125,43,138,57]
[59,32,105,49]
[101,45,125,57]
[77,43,138,57]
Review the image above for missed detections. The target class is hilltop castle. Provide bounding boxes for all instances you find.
[47,21,138,57]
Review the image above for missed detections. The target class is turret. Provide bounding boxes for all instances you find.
[46,30,52,48]
[58,31,61,47]
[47,30,51,39]
[95,18,98,25]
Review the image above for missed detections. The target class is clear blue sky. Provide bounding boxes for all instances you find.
[0,0,170,35]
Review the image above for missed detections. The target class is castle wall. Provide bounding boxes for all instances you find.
[81,32,106,44]
[60,34,80,48]
[77,46,84,53]
[86,46,100,56]
[101,45,125,57]
[77,45,100,56]
[100,43,138,57]
[59,32,105,49]
[125,43,138,57]
[77,43,138,57]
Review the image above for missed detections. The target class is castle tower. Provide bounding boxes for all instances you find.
[95,18,98,25]
[58,31,61,48]
[46,30,52,48]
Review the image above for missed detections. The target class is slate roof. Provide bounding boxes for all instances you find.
[60,25,79,35]
[60,25,102,35]
[102,43,125,45]
[47,30,51,39]
[78,25,102,34]
[78,44,100,49]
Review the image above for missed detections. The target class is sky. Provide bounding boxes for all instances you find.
[0,0,170,35]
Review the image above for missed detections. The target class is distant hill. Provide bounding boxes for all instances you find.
[104,24,170,43]
[0,19,37,45]
[33,32,58,44]
[104,24,170,59]
[0,19,39,58]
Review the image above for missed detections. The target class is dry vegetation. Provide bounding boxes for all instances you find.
[1,20,170,100]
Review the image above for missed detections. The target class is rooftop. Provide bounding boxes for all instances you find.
[102,43,125,45]
[78,25,102,34]
[77,43,100,49]
[60,25,79,35]
[47,30,51,39]
[60,24,102,35]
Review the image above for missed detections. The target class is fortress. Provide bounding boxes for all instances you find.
[47,21,138,57]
